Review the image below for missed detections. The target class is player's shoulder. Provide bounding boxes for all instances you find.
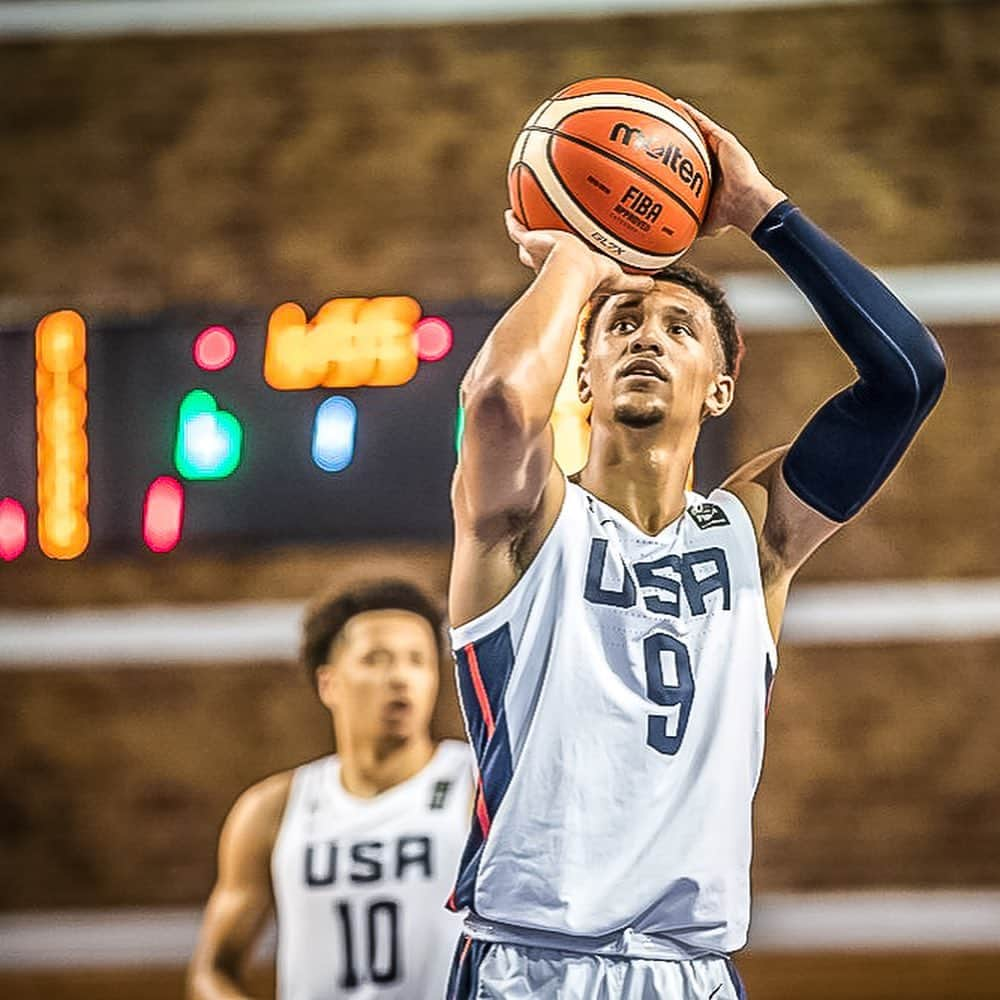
[216,768,299,873]
[226,768,297,841]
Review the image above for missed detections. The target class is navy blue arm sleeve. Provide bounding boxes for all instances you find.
[752,200,946,522]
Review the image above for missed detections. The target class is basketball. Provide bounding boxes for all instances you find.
[508,78,712,271]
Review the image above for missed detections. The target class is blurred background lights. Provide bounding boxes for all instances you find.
[143,476,185,553]
[414,317,453,362]
[193,325,237,371]
[264,296,422,389]
[0,498,28,562]
[312,396,357,472]
[35,309,89,559]
[174,389,243,480]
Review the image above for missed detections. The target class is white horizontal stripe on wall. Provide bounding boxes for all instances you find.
[0,0,882,41]
[726,262,1000,330]
[0,601,303,667]
[2,578,999,667]
[2,891,998,967]
[1,263,997,334]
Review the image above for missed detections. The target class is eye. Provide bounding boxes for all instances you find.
[610,317,638,335]
[669,323,693,337]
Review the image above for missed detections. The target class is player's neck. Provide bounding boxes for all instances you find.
[578,424,696,535]
[337,733,436,799]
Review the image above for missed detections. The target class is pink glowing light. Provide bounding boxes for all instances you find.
[414,317,453,362]
[0,497,28,562]
[193,326,237,371]
[143,476,185,553]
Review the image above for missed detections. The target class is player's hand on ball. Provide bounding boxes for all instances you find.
[504,210,654,296]
[675,100,786,237]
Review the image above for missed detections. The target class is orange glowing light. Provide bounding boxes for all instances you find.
[264,296,423,390]
[36,310,89,559]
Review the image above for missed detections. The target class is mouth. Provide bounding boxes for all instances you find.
[384,699,413,716]
[619,358,667,381]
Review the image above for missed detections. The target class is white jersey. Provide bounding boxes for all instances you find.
[272,740,473,999]
[448,482,776,958]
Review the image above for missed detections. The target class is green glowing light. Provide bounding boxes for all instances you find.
[174,389,243,480]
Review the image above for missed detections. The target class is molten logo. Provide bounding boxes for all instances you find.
[609,123,705,197]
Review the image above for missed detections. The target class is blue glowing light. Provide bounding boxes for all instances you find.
[312,396,357,472]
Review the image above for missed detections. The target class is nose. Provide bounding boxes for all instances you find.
[628,329,663,356]
[387,658,408,687]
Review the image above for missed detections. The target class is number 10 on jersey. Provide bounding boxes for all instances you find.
[334,898,401,989]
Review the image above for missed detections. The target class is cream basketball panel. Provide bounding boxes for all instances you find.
[508,97,554,174]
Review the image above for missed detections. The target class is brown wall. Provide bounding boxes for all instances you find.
[1,1,997,320]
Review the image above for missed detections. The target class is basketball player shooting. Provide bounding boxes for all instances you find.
[187,581,472,1000]
[445,101,946,997]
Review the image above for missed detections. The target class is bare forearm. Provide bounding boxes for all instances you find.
[463,244,601,430]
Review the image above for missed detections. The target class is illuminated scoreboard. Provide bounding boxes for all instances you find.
[0,299,729,561]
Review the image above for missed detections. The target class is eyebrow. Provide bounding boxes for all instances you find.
[606,294,643,312]
[601,296,703,336]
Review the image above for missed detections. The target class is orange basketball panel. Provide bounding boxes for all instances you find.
[552,107,710,220]
[547,136,696,256]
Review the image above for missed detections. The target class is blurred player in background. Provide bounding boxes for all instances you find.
[188,580,472,1000]
[445,100,946,997]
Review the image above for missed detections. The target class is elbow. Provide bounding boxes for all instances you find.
[877,321,946,418]
[461,374,544,442]
[906,323,947,418]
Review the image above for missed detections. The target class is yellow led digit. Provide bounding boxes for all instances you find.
[263,296,421,390]
[36,310,89,559]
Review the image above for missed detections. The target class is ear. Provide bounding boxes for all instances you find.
[577,362,592,405]
[703,373,735,420]
[315,663,338,712]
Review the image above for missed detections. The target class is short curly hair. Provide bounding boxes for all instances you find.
[581,262,744,378]
[301,579,445,689]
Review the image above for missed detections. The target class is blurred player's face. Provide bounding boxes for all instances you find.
[317,609,440,747]
[580,283,733,433]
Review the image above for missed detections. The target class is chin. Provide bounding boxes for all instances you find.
[377,728,412,749]
[612,400,666,428]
